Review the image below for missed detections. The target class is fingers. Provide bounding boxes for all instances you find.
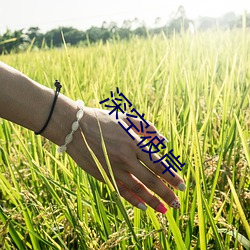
[117,174,167,213]
[118,166,180,213]
[137,148,186,191]
[131,162,181,209]
[116,180,148,211]
[123,116,186,191]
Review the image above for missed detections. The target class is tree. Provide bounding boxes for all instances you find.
[27,27,43,47]
[168,5,193,34]
[0,29,29,54]
[154,17,162,28]
[108,21,118,33]
[122,19,132,30]
[45,27,85,47]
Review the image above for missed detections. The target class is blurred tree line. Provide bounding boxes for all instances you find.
[0,10,249,54]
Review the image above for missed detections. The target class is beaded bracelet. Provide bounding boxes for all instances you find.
[57,100,85,153]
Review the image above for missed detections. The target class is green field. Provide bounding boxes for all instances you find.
[0,30,249,249]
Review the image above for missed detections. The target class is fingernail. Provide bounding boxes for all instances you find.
[177,182,186,191]
[137,203,147,211]
[156,203,167,214]
[170,199,180,209]
[159,134,168,142]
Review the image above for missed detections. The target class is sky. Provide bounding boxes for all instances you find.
[0,0,249,34]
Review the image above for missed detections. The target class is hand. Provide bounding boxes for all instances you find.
[0,62,185,213]
[67,107,186,213]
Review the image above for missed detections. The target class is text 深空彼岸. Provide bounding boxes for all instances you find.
[99,87,185,177]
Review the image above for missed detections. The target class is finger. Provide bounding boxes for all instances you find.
[118,173,168,213]
[116,180,148,211]
[119,120,186,191]
[136,145,186,191]
[122,118,180,187]
[120,169,180,211]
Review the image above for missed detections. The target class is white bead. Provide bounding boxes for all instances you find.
[65,133,73,144]
[57,99,85,154]
[57,145,67,153]
[76,100,84,108]
[76,109,84,120]
[72,121,79,131]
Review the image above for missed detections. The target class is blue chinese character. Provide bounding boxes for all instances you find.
[154,149,185,175]
[160,161,177,177]
[126,108,150,130]
[118,107,155,141]
[99,87,132,119]
[137,135,166,161]
[118,118,140,140]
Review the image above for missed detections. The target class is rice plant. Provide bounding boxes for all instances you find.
[0,29,249,249]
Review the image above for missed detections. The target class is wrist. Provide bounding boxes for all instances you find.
[42,93,79,146]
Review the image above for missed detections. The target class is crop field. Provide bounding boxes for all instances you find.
[0,30,249,249]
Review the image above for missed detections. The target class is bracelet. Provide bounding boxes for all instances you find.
[57,100,85,153]
[35,80,62,135]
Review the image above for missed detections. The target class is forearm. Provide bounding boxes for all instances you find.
[0,61,77,145]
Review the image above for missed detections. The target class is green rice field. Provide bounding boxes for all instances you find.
[0,29,250,249]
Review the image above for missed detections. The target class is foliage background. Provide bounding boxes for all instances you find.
[0,14,250,250]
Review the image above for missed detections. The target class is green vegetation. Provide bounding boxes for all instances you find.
[0,29,249,249]
[1,11,250,54]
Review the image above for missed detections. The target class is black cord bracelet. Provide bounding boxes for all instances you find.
[35,80,62,135]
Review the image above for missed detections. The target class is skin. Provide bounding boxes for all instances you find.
[0,61,185,213]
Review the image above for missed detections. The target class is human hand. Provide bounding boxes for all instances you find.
[66,107,186,213]
[0,62,185,213]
